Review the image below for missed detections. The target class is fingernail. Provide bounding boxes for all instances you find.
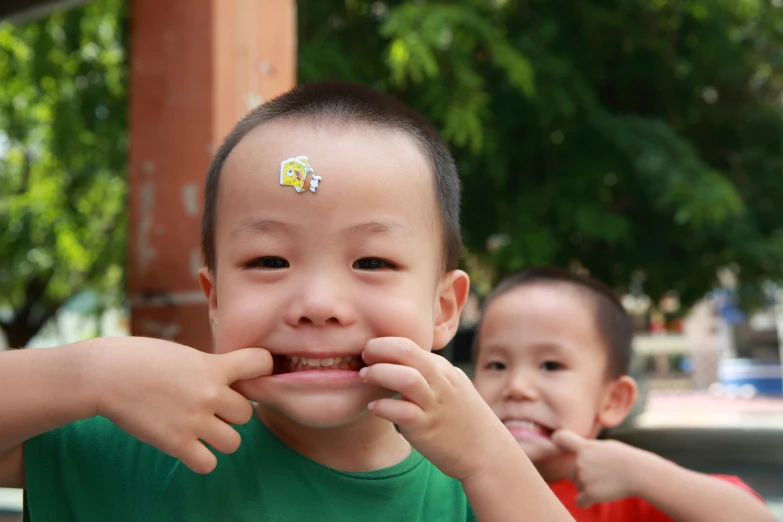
[367,401,376,411]
[359,367,368,379]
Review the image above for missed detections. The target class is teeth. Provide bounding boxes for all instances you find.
[505,420,539,431]
[285,355,359,369]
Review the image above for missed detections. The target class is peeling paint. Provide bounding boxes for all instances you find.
[139,319,182,340]
[182,183,200,217]
[142,161,156,175]
[131,290,207,307]
[247,93,263,109]
[256,60,273,75]
[136,181,159,276]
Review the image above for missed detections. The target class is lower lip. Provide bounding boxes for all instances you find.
[268,369,362,384]
[506,425,550,441]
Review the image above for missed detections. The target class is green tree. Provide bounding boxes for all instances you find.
[299,0,783,305]
[0,0,127,347]
[3,0,783,348]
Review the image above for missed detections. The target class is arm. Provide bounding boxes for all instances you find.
[632,451,776,522]
[552,431,774,522]
[0,337,273,488]
[0,341,100,488]
[360,338,574,521]
[460,436,575,521]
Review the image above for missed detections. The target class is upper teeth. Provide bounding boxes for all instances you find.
[505,420,539,430]
[287,356,357,367]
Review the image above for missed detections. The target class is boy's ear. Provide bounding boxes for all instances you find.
[197,267,219,332]
[432,269,470,351]
[597,376,638,429]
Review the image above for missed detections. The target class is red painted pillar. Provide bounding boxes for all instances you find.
[128,0,296,350]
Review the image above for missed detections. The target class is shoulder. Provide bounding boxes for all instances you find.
[550,476,763,522]
[411,458,475,520]
[26,414,179,476]
[708,474,764,500]
[550,480,674,522]
[24,416,180,521]
[26,415,168,465]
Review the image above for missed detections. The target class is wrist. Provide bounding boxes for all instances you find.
[626,446,673,499]
[75,337,112,420]
[460,429,527,487]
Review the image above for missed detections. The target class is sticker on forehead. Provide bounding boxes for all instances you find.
[280,156,322,194]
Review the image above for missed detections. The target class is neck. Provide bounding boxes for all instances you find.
[255,404,411,472]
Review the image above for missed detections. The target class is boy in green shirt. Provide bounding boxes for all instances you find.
[0,81,573,522]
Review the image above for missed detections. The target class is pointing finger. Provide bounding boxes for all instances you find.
[551,429,590,454]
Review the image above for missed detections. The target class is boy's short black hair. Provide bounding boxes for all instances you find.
[201,80,462,274]
[474,267,634,379]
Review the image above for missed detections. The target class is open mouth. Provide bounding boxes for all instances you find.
[272,354,367,375]
[503,419,554,439]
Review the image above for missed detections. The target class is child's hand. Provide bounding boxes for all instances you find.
[89,338,273,474]
[552,429,648,507]
[360,337,518,482]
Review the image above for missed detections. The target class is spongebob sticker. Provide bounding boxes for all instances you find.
[280,156,322,194]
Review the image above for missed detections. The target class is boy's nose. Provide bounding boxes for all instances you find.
[285,275,356,327]
[504,372,540,402]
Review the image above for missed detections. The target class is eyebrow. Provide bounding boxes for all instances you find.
[529,342,570,354]
[229,218,292,240]
[480,341,569,355]
[229,218,415,241]
[346,220,415,239]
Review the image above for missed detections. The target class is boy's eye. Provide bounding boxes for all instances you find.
[353,258,396,270]
[244,257,290,270]
[540,361,563,372]
[485,361,506,371]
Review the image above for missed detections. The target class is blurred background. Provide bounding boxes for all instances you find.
[1,0,782,519]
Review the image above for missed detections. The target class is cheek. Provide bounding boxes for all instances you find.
[547,381,603,425]
[357,281,436,346]
[213,277,280,354]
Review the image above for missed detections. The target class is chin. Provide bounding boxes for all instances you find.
[265,398,370,428]
[250,383,394,429]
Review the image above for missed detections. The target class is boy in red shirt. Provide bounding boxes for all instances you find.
[473,267,775,522]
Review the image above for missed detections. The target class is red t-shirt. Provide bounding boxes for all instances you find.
[550,475,761,522]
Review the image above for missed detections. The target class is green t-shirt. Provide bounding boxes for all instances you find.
[24,415,476,521]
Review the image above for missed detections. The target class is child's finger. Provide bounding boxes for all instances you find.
[360,363,433,408]
[362,338,427,366]
[218,348,274,383]
[551,429,589,454]
[368,397,425,427]
[200,419,242,455]
[179,440,219,475]
[363,338,439,383]
[215,388,255,426]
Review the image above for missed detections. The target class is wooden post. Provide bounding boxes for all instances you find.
[128,0,296,350]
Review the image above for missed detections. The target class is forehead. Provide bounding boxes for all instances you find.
[215,120,439,249]
[478,283,609,361]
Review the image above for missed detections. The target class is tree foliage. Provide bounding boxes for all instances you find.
[0,0,127,347]
[299,0,783,304]
[3,0,783,345]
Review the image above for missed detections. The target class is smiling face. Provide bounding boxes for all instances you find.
[199,119,466,430]
[473,283,633,475]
